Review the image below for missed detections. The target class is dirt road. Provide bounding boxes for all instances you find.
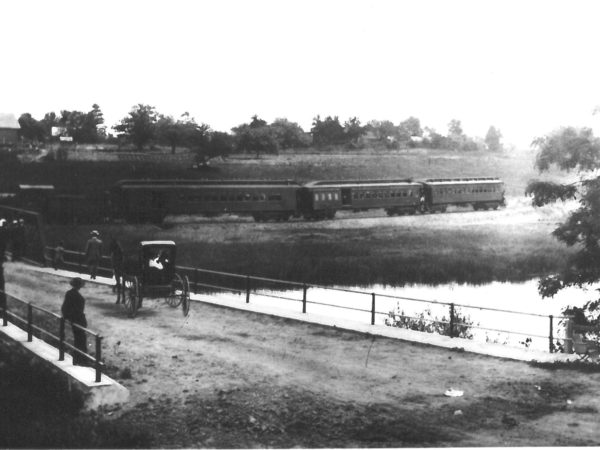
[5,261,600,447]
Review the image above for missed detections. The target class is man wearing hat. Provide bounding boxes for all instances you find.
[84,230,103,280]
[61,277,88,365]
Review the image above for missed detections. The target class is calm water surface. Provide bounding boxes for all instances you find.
[211,279,594,351]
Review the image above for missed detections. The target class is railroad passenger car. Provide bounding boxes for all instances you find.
[421,177,505,212]
[112,179,301,222]
[299,179,424,218]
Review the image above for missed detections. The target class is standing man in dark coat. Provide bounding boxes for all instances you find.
[61,277,88,365]
[85,230,103,280]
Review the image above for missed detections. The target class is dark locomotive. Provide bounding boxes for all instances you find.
[1,177,505,224]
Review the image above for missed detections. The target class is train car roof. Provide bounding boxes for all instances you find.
[303,179,419,188]
[423,177,502,185]
[115,179,300,188]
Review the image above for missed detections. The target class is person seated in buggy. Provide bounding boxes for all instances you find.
[142,243,175,286]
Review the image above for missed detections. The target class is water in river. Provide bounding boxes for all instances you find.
[211,279,595,352]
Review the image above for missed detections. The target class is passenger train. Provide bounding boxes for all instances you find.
[1,177,505,224]
[111,177,505,223]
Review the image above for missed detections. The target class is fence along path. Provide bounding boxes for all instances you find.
[1,289,105,381]
[44,245,572,356]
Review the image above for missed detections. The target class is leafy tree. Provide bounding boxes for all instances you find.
[270,118,310,149]
[448,119,463,137]
[18,113,46,142]
[311,115,345,146]
[249,115,267,129]
[526,126,600,323]
[232,117,279,157]
[399,116,423,138]
[344,117,365,146]
[155,112,209,154]
[195,131,235,165]
[46,104,107,143]
[368,120,397,142]
[156,114,180,153]
[40,112,60,139]
[423,127,448,149]
[90,104,106,140]
[485,126,503,152]
[113,104,159,150]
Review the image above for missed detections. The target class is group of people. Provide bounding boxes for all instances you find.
[54,230,124,291]
[58,230,125,366]
[0,217,27,262]
[0,217,27,313]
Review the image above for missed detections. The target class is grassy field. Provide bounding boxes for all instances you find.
[7,148,576,286]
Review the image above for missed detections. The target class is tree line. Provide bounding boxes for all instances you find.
[17,104,505,162]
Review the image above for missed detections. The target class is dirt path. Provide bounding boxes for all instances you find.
[5,263,600,447]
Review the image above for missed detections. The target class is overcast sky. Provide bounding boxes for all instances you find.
[2,0,600,148]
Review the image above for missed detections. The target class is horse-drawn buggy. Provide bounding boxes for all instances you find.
[118,240,190,318]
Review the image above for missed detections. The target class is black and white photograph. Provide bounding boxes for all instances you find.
[1,0,600,447]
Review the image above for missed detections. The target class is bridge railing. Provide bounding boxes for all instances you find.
[176,265,569,353]
[0,290,104,382]
[43,245,569,353]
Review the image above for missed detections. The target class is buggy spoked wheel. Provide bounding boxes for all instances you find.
[181,275,191,317]
[166,273,185,308]
[123,275,140,318]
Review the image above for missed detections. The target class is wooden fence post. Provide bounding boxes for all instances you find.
[302,284,307,313]
[449,303,455,338]
[371,293,376,325]
[245,276,250,304]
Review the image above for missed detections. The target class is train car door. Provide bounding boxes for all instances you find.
[341,188,352,206]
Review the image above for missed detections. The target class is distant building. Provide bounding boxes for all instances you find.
[0,113,19,146]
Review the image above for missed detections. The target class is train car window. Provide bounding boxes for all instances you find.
[268,194,282,201]
[260,193,266,201]
[244,193,251,201]
[252,194,259,201]
[334,193,339,200]
[236,193,243,201]
[220,195,226,201]
[327,193,332,201]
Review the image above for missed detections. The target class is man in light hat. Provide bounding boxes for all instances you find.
[84,230,103,280]
[61,277,88,365]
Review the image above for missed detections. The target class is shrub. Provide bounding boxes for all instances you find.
[386,306,476,339]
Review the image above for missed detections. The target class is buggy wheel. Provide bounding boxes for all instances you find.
[181,276,191,317]
[166,273,184,308]
[123,276,140,318]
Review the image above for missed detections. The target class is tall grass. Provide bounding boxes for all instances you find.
[46,221,571,287]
